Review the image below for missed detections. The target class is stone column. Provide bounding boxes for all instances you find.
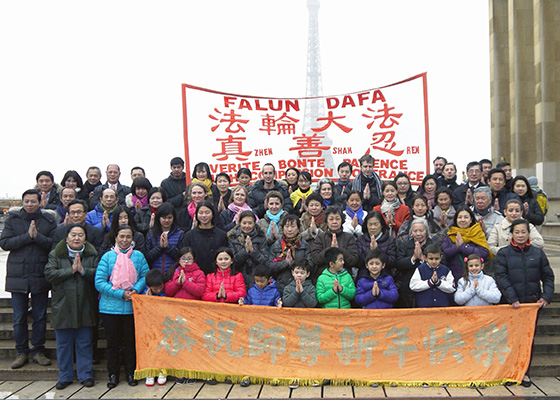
[489,0,511,163]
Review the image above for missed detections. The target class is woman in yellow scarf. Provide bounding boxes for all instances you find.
[290,171,313,217]
[441,207,491,285]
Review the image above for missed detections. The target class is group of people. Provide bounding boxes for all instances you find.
[0,154,553,389]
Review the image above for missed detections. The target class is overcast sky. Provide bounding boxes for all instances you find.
[0,0,490,198]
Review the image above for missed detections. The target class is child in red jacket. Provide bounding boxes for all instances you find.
[163,247,206,300]
[202,247,246,303]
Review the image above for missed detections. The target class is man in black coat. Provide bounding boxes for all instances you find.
[248,163,291,218]
[0,189,56,369]
[89,164,130,209]
[160,157,187,208]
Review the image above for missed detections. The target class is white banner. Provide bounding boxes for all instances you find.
[182,73,430,185]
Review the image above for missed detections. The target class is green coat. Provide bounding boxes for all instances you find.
[45,240,98,330]
[316,268,356,309]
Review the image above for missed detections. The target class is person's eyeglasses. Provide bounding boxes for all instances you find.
[69,210,85,215]
[180,256,194,261]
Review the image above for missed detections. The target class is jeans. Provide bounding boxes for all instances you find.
[12,292,48,355]
[55,327,93,382]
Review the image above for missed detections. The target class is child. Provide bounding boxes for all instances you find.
[454,254,501,306]
[142,269,167,387]
[144,269,166,297]
[316,247,356,309]
[409,244,455,307]
[283,259,317,308]
[355,249,399,309]
[239,265,282,307]
[163,247,206,300]
[202,247,247,304]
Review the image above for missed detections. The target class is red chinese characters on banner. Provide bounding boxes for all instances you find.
[209,109,249,133]
[289,133,330,158]
[311,111,353,133]
[259,113,300,135]
[362,103,404,156]
[212,135,252,161]
[209,108,252,161]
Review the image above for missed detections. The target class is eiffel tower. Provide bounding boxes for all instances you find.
[302,0,335,176]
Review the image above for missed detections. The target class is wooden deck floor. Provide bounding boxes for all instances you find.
[2,378,560,399]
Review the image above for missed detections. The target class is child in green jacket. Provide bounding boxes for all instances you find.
[316,247,356,308]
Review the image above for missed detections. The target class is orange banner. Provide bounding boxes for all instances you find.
[132,295,539,387]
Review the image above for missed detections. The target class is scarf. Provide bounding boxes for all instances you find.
[511,237,531,250]
[265,209,284,237]
[109,246,137,290]
[447,224,493,259]
[350,173,383,199]
[132,194,148,208]
[235,226,259,246]
[380,198,401,215]
[187,201,197,219]
[150,206,158,215]
[273,233,302,261]
[99,202,117,215]
[290,187,312,208]
[228,202,256,223]
[192,178,213,194]
[307,210,325,225]
[66,244,85,260]
[475,207,490,217]
[323,199,331,207]
[345,205,365,225]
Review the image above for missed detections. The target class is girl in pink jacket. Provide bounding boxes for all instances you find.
[163,247,206,300]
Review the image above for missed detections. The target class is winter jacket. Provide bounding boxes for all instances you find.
[342,209,367,238]
[257,211,287,246]
[160,172,187,208]
[94,248,149,315]
[164,263,206,300]
[519,196,545,226]
[310,229,359,277]
[244,279,281,306]
[32,185,61,211]
[145,227,184,277]
[453,182,486,208]
[487,218,544,256]
[228,225,271,287]
[0,208,56,293]
[432,206,456,230]
[44,241,98,329]
[52,223,105,253]
[395,237,439,306]
[397,216,442,243]
[180,225,228,275]
[316,268,356,309]
[202,268,246,303]
[495,243,555,304]
[355,273,399,309]
[471,206,504,237]
[90,182,130,209]
[356,231,397,278]
[372,204,410,237]
[300,212,327,242]
[220,208,256,233]
[454,272,501,306]
[282,280,317,308]
[441,234,490,285]
[134,206,153,234]
[85,204,117,232]
[410,263,455,307]
[491,189,521,215]
[269,236,313,292]
[248,179,292,218]
[97,230,146,260]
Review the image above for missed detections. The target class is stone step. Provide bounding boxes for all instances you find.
[0,308,52,323]
[536,317,560,335]
[0,322,106,340]
[0,339,108,360]
[534,335,560,354]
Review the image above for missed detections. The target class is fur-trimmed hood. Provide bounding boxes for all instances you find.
[53,239,97,259]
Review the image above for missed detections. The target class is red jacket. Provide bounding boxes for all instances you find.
[164,263,206,300]
[373,204,411,237]
[202,268,247,303]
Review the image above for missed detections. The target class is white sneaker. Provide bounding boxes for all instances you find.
[145,377,155,386]
[157,374,167,385]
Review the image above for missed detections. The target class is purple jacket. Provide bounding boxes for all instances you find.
[355,273,399,309]
[441,234,490,284]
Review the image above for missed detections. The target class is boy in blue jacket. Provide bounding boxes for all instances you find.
[239,265,282,307]
[409,244,455,307]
